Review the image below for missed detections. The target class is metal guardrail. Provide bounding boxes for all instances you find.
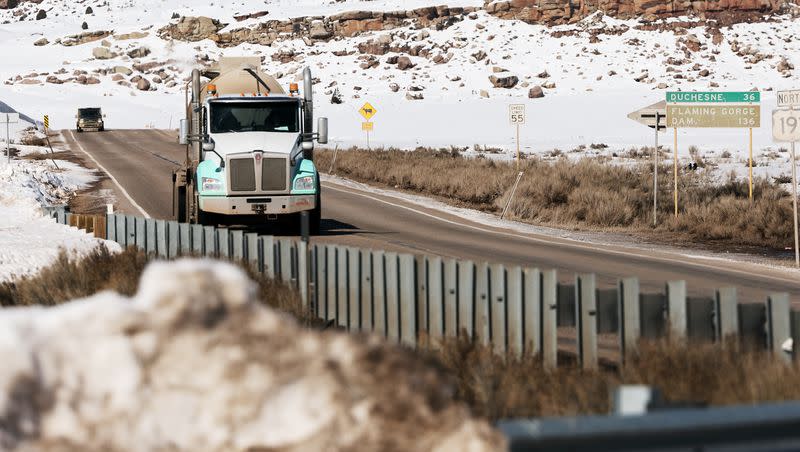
[498,401,800,451]
[46,208,800,368]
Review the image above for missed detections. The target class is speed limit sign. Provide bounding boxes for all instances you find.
[509,104,526,125]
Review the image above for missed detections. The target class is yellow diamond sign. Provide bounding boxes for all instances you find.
[359,102,377,121]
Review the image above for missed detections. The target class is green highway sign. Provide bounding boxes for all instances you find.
[667,105,760,128]
[666,91,760,104]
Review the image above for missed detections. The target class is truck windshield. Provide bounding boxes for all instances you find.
[210,101,299,134]
[78,108,101,118]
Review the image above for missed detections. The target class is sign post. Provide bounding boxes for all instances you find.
[666,91,761,217]
[1,113,19,163]
[509,104,525,170]
[627,100,667,226]
[359,102,377,149]
[773,92,800,267]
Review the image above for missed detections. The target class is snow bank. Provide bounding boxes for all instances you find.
[0,259,503,451]
[0,131,116,282]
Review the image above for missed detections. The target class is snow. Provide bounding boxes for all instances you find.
[0,129,118,282]
[0,1,798,182]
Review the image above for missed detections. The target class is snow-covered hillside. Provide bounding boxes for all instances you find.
[1,0,798,174]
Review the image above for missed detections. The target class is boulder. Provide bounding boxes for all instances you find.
[397,56,415,70]
[0,0,19,9]
[92,47,116,59]
[61,30,112,47]
[528,85,545,98]
[389,83,400,92]
[33,37,48,46]
[489,72,519,88]
[35,9,46,20]
[127,47,151,58]
[309,20,332,40]
[114,66,133,75]
[136,78,151,90]
[406,91,424,100]
[114,31,149,40]
[160,16,226,42]
[86,6,93,14]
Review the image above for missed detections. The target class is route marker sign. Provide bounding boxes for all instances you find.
[666,105,760,128]
[359,102,377,121]
[778,90,800,108]
[773,109,800,142]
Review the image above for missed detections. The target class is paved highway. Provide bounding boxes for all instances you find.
[62,129,800,302]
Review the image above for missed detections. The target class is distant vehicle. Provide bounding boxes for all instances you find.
[75,107,105,132]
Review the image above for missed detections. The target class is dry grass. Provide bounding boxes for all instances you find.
[430,337,800,420]
[3,249,800,420]
[0,246,316,325]
[317,147,794,250]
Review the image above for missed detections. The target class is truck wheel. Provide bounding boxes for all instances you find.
[76,127,83,133]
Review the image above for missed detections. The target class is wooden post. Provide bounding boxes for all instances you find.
[674,127,678,218]
[749,127,754,202]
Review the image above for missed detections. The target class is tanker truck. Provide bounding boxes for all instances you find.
[174,57,327,234]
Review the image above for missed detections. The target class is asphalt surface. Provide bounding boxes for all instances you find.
[62,129,800,303]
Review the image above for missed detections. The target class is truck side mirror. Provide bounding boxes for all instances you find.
[317,117,328,145]
[179,119,188,145]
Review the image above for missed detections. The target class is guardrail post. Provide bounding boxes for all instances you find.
[126,215,136,248]
[298,240,309,310]
[444,259,458,338]
[216,228,230,259]
[135,217,146,250]
[192,225,204,255]
[167,221,179,258]
[245,233,259,270]
[231,230,244,261]
[619,277,640,361]
[107,214,117,243]
[326,245,337,324]
[178,223,191,255]
[458,260,475,339]
[360,250,372,332]
[155,220,167,258]
[767,293,792,362]
[577,273,598,371]
[204,226,216,257]
[491,263,507,355]
[372,250,386,337]
[715,287,738,344]
[280,239,293,285]
[416,256,427,336]
[399,253,417,348]
[116,215,127,247]
[542,269,558,370]
[667,280,688,340]
[428,256,444,345]
[336,245,348,328]
[261,236,274,278]
[507,266,523,359]
[348,247,360,331]
[315,245,327,319]
[145,219,156,254]
[524,268,541,356]
[386,252,400,342]
[476,262,490,346]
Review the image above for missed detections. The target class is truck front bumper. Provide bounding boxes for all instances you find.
[199,195,315,216]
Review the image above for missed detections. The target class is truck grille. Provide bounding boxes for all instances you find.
[229,158,256,192]
[261,157,287,191]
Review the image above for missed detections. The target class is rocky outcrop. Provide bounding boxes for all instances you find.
[0,260,504,451]
[158,7,479,48]
[484,0,788,25]
[59,30,112,46]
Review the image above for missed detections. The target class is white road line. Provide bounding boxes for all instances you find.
[65,130,151,219]
[324,182,800,287]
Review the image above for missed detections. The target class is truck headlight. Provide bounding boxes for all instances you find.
[202,177,224,192]
[293,175,315,191]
